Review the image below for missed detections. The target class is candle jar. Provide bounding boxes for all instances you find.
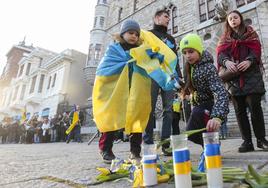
[170,134,192,188]
[203,132,223,188]
[142,144,157,186]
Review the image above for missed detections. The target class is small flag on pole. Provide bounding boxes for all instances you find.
[21,106,27,124]
[65,105,79,135]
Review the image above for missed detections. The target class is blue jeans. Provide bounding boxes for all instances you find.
[143,80,174,144]
[220,119,228,138]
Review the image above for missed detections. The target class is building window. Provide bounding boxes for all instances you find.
[98,0,107,4]
[100,16,105,27]
[13,86,19,101]
[47,76,52,89]
[8,91,12,105]
[25,63,31,76]
[171,7,178,34]
[38,58,43,67]
[38,74,45,93]
[199,0,215,22]
[244,18,252,26]
[204,33,212,40]
[166,4,178,34]
[134,0,138,12]
[236,0,256,8]
[94,17,97,28]
[52,73,57,88]
[20,85,26,100]
[94,44,102,61]
[86,44,94,67]
[118,7,123,22]
[18,64,24,77]
[29,75,37,94]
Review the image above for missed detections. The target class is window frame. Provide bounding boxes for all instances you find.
[29,75,37,94]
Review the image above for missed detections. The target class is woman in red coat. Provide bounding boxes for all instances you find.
[217,10,268,152]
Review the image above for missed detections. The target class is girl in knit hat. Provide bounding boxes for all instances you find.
[179,33,229,146]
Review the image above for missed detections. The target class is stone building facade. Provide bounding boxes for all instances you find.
[0,46,89,120]
[85,0,268,134]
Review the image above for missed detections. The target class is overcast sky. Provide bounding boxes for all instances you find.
[0,0,97,73]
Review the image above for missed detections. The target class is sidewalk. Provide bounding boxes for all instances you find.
[0,138,267,187]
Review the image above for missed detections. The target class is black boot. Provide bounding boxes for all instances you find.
[257,138,268,150]
[238,141,254,153]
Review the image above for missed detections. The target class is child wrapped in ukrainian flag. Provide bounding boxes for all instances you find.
[92,19,180,164]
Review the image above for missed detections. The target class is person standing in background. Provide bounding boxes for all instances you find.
[217,10,268,152]
[143,9,182,156]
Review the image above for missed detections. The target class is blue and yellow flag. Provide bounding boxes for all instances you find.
[66,108,79,135]
[20,106,27,124]
[93,30,179,134]
[93,42,151,134]
[130,30,179,91]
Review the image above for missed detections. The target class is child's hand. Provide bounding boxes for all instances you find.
[206,118,221,132]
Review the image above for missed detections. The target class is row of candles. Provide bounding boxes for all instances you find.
[142,132,223,188]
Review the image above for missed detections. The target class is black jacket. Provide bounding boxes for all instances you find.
[191,51,229,121]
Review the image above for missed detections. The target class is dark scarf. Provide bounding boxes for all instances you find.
[153,24,168,33]
[120,42,138,51]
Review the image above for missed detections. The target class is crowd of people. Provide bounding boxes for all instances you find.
[0,105,84,144]
[93,8,268,164]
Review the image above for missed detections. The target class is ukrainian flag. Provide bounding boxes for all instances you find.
[130,30,179,91]
[20,107,27,124]
[93,43,151,134]
[66,109,79,135]
[93,30,179,134]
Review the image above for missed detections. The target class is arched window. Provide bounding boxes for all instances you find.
[94,44,102,61]
[100,16,105,28]
[199,0,215,22]
[166,4,178,35]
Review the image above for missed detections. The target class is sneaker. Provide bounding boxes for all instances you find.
[238,141,254,153]
[66,139,70,144]
[100,151,116,164]
[257,139,268,150]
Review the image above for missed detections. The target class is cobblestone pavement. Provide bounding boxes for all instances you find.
[0,138,267,188]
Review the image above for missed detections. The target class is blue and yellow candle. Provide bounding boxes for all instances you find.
[142,155,157,186]
[203,132,223,188]
[173,149,192,188]
[204,143,222,169]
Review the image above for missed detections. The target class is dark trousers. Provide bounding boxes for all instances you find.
[99,131,142,154]
[231,94,266,142]
[187,102,213,146]
[66,125,81,142]
[172,112,180,135]
[143,80,174,144]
